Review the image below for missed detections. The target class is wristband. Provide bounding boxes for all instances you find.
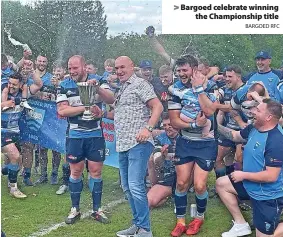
[194,86,205,95]
[145,125,154,132]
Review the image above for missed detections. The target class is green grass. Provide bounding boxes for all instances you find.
[1,159,255,237]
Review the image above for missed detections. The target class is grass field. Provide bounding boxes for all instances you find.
[1,160,255,237]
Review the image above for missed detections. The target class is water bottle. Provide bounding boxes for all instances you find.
[190,204,197,217]
[23,44,31,52]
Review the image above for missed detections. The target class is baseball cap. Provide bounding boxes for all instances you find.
[140,60,152,69]
[255,51,272,59]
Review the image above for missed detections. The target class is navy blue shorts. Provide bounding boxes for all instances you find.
[158,172,176,187]
[66,137,105,163]
[1,131,19,147]
[174,136,218,171]
[228,174,250,200]
[228,175,283,235]
[218,135,236,148]
[251,197,283,235]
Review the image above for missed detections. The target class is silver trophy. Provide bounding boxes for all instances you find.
[77,82,99,120]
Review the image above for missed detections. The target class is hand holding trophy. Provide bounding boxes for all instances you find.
[77,81,100,120]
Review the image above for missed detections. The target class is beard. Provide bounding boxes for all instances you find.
[37,65,46,72]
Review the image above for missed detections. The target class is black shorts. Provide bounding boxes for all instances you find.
[174,136,217,171]
[228,175,283,235]
[251,197,283,235]
[157,172,176,187]
[66,137,105,164]
[218,135,236,149]
[228,174,250,200]
[1,131,19,148]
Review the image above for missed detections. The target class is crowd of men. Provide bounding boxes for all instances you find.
[2,27,283,237]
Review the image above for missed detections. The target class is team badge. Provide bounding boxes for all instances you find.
[206,160,211,167]
[253,142,260,150]
[265,222,271,232]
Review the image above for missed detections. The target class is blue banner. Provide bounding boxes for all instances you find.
[19,98,68,153]
[18,99,119,168]
[101,118,119,168]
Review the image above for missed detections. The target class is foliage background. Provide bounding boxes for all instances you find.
[1,0,283,75]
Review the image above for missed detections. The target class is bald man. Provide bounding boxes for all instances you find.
[114,56,163,237]
[57,55,115,225]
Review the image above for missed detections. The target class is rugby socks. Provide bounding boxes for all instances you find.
[215,167,226,179]
[175,190,187,219]
[1,164,9,175]
[89,177,103,212]
[226,165,235,175]
[23,167,31,180]
[69,176,83,210]
[62,163,70,186]
[8,164,19,184]
[40,164,48,179]
[195,190,208,219]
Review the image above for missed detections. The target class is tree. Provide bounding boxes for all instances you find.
[1,0,108,68]
[1,1,35,60]
[1,2,282,73]
[33,0,108,63]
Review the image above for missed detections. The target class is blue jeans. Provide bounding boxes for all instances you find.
[119,142,154,231]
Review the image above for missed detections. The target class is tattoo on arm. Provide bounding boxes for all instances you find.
[218,124,234,141]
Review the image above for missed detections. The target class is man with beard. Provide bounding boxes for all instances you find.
[216,99,283,237]
[168,55,218,236]
[31,55,62,185]
[215,65,246,180]
[57,55,115,224]
[114,56,163,237]
[1,72,42,198]
[147,115,178,209]
[35,55,53,85]
[244,51,281,100]
[3,60,42,187]
[2,60,32,110]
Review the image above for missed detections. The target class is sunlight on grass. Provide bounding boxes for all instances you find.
[1,158,255,237]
